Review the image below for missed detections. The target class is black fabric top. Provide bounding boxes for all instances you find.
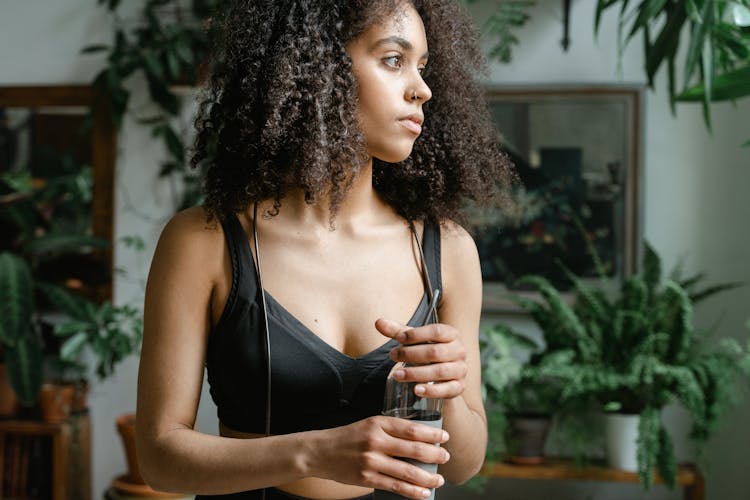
[205,214,442,435]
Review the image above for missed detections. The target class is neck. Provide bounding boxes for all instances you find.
[261,158,392,231]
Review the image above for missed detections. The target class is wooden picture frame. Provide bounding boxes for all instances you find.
[0,85,117,301]
[472,85,644,312]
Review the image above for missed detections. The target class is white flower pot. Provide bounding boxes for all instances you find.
[604,412,639,471]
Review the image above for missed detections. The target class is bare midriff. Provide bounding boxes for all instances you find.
[219,422,374,499]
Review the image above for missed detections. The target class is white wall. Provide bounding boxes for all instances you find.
[1,0,748,499]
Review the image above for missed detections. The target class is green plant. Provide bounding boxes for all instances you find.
[85,0,226,210]
[595,0,750,142]
[479,323,573,459]
[0,164,108,405]
[472,0,750,145]
[47,288,143,382]
[0,252,44,405]
[463,0,536,63]
[508,242,750,488]
[40,235,145,384]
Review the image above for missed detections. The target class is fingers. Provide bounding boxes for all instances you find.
[359,417,449,499]
[378,415,450,445]
[375,321,457,345]
[390,341,465,364]
[368,458,445,499]
[397,323,457,345]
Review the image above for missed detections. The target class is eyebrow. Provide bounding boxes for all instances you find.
[373,36,429,60]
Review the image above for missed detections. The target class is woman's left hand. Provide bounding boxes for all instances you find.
[375,318,468,400]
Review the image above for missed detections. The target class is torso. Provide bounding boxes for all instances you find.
[209,207,429,498]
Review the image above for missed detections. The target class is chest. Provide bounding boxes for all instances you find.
[215,226,427,359]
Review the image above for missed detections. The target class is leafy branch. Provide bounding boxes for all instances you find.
[595,0,750,143]
[85,0,225,209]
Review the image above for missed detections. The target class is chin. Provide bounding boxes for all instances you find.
[372,145,415,164]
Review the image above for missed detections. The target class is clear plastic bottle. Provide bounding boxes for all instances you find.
[375,291,443,500]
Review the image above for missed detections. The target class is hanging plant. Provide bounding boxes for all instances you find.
[464,0,537,62]
[84,0,227,210]
[594,0,750,143]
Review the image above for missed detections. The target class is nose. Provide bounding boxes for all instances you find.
[406,75,432,103]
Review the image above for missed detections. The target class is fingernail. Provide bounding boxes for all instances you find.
[422,489,431,498]
[444,450,451,462]
[442,431,449,441]
[437,475,445,487]
[415,385,426,395]
[394,369,405,380]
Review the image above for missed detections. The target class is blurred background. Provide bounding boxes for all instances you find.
[0,1,748,499]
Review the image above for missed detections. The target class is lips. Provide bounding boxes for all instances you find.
[398,114,424,135]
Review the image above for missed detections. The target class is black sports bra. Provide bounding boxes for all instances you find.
[205,214,442,435]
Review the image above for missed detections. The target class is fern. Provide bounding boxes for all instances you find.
[642,241,662,301]
[636,407,660,489]
[659,281,693,363]
[656,425,677,489]
[492,239,748,489]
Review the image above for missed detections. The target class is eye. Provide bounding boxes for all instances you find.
[383,55,403,69]
[418,65,430,77]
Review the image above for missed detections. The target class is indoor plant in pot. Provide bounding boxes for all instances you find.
[0,162,109,413]
[512,241,750,488]
[480,323,570,465]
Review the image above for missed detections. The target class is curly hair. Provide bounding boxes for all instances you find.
[192,0,515,224]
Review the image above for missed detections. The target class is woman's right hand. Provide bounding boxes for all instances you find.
[308,416,450,499]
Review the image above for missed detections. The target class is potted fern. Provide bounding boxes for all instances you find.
[508,242,750,488]
[480,323,571,465]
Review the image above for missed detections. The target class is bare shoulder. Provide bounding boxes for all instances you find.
[439,219,480,271]
[148,206,226,290]
[159,206,223,244]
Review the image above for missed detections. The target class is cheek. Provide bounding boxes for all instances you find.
[356,86,390,135]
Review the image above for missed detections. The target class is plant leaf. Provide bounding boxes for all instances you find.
[23,233,110,256]
[642,241,662,300]
[0,252,34,344]
[81,44,110,54]
[6,333,43,405]
[675,64,750,101]
[656,425,677,488]
[637,407,660,489]
[60,331,89,362]
[627,0,669,42]
[36,283,93,321]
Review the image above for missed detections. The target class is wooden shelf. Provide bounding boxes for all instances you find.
[480,458,704,500]
[0,413,91,500]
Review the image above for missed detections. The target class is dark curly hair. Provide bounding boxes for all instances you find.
[192,0,515,224]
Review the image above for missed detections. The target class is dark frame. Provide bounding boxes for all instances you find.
[0,85,117,301]
[474,85,644,312]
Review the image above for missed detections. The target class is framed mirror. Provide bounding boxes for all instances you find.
[0,86,117,301]
[471,86,643,312]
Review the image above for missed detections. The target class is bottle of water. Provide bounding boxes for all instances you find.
[375,291,443,500]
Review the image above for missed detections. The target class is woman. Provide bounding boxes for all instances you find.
[135,1,514,499]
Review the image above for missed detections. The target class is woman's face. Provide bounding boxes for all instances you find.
[347,3,432,164]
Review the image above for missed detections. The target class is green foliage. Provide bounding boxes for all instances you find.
[463,0,536,63]
[594,0,750,144]
[45,284,143,381]
[479,321,571,471]
[0,163,144,404]
[0,252,43,404]
[505,240,749,488]
[88,0,228,210]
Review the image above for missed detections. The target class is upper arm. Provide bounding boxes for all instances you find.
[438,221,485,419]
[136,207,225,445]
